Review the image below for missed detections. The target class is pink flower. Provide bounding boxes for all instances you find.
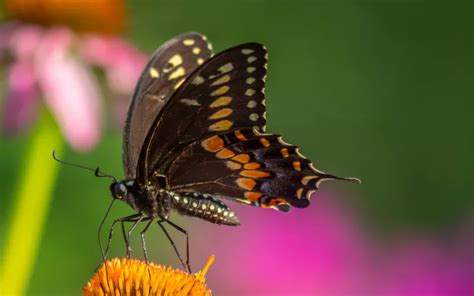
[1,23,147,151]
[190,190,473,295]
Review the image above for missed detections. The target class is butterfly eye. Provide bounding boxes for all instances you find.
[113,183,128,199]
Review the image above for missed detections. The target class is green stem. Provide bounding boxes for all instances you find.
[0,112,63,294]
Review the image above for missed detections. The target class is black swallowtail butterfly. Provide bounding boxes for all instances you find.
[95,32,359,272]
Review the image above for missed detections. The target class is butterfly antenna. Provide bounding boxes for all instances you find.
[52,150,117,183]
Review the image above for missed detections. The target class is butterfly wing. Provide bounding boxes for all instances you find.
[137,43,268,183]
[123,32,214,178]
[167,128,360,212]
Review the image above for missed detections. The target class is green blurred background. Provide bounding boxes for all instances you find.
[1,0,472,294]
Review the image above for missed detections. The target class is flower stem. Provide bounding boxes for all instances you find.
[0,112,63,294]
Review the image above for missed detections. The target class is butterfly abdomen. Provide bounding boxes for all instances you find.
[168,191,240,226]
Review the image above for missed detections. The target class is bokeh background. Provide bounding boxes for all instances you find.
[0,1,472,295]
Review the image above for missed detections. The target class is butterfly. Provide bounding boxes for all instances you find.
[100,32,359,272]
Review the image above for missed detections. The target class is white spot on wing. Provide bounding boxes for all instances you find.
[249,113,259,121]
[192,75,206,85]
[218,63,234,73]
[241,48,254,55]
[245,89,255,96]
[247,100,257,108]
[180,98,201,106]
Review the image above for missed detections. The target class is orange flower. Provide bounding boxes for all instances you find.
[83,256,214,296]
[5,0,126,34]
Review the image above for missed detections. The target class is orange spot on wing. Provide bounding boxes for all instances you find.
[216,148,235,159]
[234,130,247,141]
[281,148,289,158]
[236,178,256,190]
[232,154,250,163]
[240,170,270,179]
[244,192,262,202]
[226,161,242,170]
[260,138,270,147]
[293,161,301,171]
[244,162,260,170]
[201,136,224,152]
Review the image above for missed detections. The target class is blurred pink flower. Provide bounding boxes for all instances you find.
[1,22,147,151]
[189,190,473,295]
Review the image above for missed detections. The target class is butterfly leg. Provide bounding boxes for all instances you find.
[157,220,191,273]
[102,213,142,260]
[123,214,148,258]
[165,220,191,273]
[139,218,155,264]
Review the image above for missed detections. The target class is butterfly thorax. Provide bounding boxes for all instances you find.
[113,179,172,219]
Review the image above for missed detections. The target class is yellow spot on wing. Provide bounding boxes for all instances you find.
[192,47,201,55]
[236,178,256,190]
[209,120,233,131]
[232,154,250,163]
[197,58,204,64]
[201,136,224,152]
[174,78,185,89]
[210,86,230,96]
[209,108,233,120]
[183,39,195,46]
[149,67,159,78]
[169,67,185,80]
[210,96,232,108]
[296,188,304,199]
[211,75,231,86]
[218,63,234,73]
[302,175,317,185]
[169,54,183,67]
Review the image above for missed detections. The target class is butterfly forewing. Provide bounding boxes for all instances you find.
[137,43,268,183]
[167,128,358,212]
[123,32,214,178]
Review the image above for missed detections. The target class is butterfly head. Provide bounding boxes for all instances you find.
[110,180,135,200]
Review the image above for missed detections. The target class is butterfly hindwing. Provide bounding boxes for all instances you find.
[137,43,268,182]
[123,32,214,178]
[167,129,359,212]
